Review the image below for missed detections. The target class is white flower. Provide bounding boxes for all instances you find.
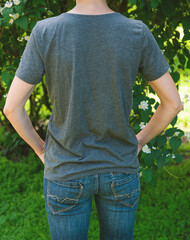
[9,13,19,20]
[24,36,30,41]
[172,154,175,159]
[9,18,14,24]
[168,67,172,73]
[152,146,156,150]
[174,131,180,137]
[13,0,21,5]
[142,144,151,153]
[161,49,165,54]
[4,1,13,8]
[48,10,53,14]
[139,122,147,129]
[184,132,190,138]
[166,153,171,157]
[139,171,142,177]
[138,100,149,110]
[3,94,8,98]
[14,13,19,19]
[17,36,24,42]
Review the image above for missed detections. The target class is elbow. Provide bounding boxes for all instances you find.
[172,102,183,113]
[3,107,11,116]
[177,102,183,112]
[160,101,183,113]
[3,107,15,116]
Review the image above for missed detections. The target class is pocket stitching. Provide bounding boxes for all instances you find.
[111,186,140,208]
[110,175,140,208]
[47,180,84,214]
[119,195,140,208]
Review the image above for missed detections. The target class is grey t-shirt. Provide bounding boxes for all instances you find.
[15,12,170,181]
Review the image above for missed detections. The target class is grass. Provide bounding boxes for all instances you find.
[0,143,190,240]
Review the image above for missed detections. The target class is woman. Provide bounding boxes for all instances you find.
[3,0,183,239]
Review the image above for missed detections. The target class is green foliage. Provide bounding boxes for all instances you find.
[0,0,189,184]
[15,16,28,30]
[0,125,25,155]
[0,152,51,240]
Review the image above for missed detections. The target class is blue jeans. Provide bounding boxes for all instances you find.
[43,171,141,240]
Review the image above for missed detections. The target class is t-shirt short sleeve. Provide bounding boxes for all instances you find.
[15,22,45,85]
[139,23,170,82]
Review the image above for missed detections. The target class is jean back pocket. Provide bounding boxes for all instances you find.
[47,179,84,215]
[111,173,140,209]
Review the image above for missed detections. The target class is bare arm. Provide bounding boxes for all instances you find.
[3,75,45,162]
[136,71,183,153]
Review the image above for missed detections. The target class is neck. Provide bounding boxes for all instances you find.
[69,0,114,14]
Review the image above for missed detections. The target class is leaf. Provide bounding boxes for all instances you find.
[183,32,190,42]
[161,1,174,17]
[157,135,167,147]
[154,149,162,159]
[142,169,153,183]
[137,0,144,8]
[157,156,166,169]
[149,136,157,146]
[15,16,28,30]
[170,115,177,126]
[178,54,186,66]
[171,71,180,83]
[165,127,177,137]
[1,71,11,85]
[173,153,183,163]
[169,137,182,152]
[30,21,37,30]
[2,7,13,20]
[151,0,159,9]
[129,0,136,6]
[165,154,172,165]
[0,18,3,27]
[183,48,190,59]
[148,98,155,105]
[0,98,6,109]
[187,60,190,69]
[38,0,46,6]
[144,154,155,167]
[14,4,24,15]
[182,16,190,32]
[175,129,184,138]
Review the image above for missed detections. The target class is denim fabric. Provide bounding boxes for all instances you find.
[43,171,141,240]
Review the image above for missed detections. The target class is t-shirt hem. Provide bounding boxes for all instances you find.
[145,65,170,82]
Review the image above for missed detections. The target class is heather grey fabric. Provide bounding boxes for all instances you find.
[15,12,170,181]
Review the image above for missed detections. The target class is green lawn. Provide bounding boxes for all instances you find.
[0,143,189,240]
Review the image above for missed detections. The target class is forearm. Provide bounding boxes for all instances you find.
[4,107,45,155]
[136,103,182,148]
